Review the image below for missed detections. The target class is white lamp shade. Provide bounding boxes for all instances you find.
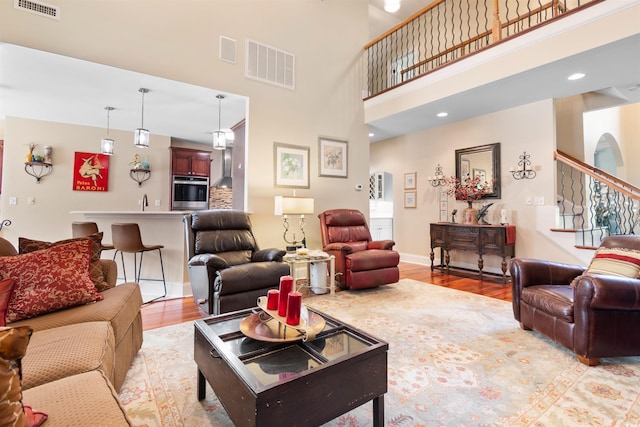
[274,196,315,216]
[213,131,226,150]
[100,138,114,155]
[134,128,150,148]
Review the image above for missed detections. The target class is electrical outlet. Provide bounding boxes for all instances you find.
[526,197,533,206]
[155,199,161,207]
[534,196,544,206]
[27,197,35,205]
[9,197,17,205]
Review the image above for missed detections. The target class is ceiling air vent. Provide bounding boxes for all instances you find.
[14,0,60,19]
[246,39,295,90]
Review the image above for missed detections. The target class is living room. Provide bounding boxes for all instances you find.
[0,1,638,273]
[1,0,640,425]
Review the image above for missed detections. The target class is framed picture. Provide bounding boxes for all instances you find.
[404,172,417,189]
[318,137,348,178]
[404,191,417,208]
[73,152,109,191]
[274,142,309,188]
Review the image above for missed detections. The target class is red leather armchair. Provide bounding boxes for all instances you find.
[318,209,399,290]
[510,235,640,366]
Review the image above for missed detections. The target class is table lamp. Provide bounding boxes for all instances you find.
[274,195,315,252]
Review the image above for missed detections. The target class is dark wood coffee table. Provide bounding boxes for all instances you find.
[194,306,388,426]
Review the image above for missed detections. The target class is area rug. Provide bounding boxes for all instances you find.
[120,279,640,426]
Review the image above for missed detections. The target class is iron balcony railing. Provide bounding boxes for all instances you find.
[554,150,640,247]
[364,0,602,98]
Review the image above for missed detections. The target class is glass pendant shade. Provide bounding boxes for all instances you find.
[100,138,114,155]
[213,94,226,150]
[100,106,115,155]
[134,128,150,148]
[213,130,226,150]
[135,88,150,148]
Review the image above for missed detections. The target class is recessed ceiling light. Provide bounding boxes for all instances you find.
[369,133,375,137]
[384,0,400,13]
[568,73,586,81]
[437,112,448,118]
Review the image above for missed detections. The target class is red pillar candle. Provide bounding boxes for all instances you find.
[277,276,294,317]
[266,289,279,310]
[286,292,302,326]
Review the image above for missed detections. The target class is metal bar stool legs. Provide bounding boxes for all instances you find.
[135,249,167,303]
[111,223,166,304]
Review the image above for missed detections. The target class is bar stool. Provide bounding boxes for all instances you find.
[71,221,115,251]
[111,223,166,303]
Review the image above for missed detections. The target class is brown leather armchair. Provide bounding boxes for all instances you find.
[510,235,640,366]
[184,210,290,315]
[318,209,399,290]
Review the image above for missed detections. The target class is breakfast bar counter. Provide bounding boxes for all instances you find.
[70,210,191,298]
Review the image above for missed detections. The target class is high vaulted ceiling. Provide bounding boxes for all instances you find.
[1,1,638,147]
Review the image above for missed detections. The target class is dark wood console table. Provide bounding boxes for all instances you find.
[430,223,516,283]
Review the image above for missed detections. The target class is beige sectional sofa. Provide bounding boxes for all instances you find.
[0,238,142,426]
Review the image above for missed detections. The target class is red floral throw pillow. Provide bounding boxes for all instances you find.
[18,233,110,292]
[0,279,15,327]
[0,240,104,323]
[0,326,48,427]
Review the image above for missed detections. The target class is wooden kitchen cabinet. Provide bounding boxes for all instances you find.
[170,147,211,177]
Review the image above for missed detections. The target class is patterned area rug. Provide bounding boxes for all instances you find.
[120,279,640,426]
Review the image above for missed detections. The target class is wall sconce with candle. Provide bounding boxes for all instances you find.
[510,151,536,180]
[274,195,315,252]
[427,164,446,187]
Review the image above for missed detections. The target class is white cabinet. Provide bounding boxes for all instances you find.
[370,218,393,240]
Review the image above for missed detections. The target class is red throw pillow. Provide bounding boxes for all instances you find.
[0,326,48,427]
[18,233,109,292]
[0,240,103,323]
[0,279,15,327]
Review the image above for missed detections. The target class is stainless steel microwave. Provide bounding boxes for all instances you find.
[172,175,209,210]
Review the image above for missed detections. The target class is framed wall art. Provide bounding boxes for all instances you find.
[73,152,109,191]
[318,137,348,178]
[404,172,417,190]
[274,142,310,188]
[404,191,417,208]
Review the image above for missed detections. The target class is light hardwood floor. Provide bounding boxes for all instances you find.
[140,262,512,331]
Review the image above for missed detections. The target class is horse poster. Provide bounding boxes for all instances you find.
[73,152,109,191]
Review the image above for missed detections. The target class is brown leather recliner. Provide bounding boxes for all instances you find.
[318,209,399,290]
[184,210,290,315]
[510,235,640,366]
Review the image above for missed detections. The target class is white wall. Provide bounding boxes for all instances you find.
[584,103,640,185]
[0,0,371,251]
[371,99,584,272]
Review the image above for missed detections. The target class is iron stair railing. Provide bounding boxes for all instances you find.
[554,150,640,247]
[364,0,602,99]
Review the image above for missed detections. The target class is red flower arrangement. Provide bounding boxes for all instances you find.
[445,175,492,202]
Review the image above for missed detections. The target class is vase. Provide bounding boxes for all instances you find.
[462,201,478,224]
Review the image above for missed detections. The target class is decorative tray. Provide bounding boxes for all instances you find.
[283,250,330,261]
[239,297,325,343]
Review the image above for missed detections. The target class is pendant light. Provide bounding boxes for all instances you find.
[100,106,115,155]
[213,94,226,150]
[134,88,150,148]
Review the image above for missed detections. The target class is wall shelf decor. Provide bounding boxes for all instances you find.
[510,151,536,180]
[130,169,151,187]
[25,162,52,183]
